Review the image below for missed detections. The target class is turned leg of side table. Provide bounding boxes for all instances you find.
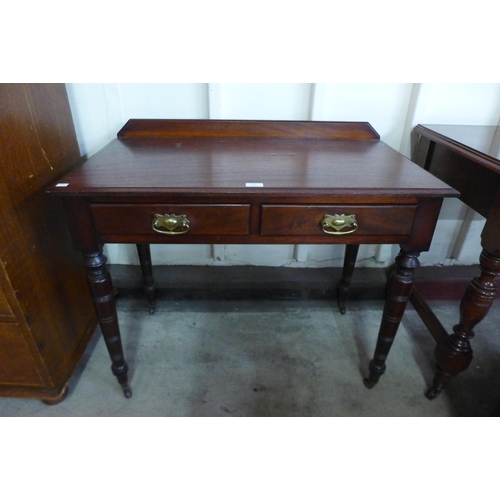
[136,243,156,314]
[337,244,359,315]
[364,249,420,389]
[426,249,500,400]
[84,249,132,398]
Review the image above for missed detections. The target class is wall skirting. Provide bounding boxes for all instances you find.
[108,264,489,302]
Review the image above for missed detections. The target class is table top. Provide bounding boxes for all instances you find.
[415,124,500,173]
[49,119,457,199]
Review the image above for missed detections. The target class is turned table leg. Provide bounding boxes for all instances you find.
[84,249,132,398]
[364,249,419,388]
[337,244,359,315]
[426,249,500,400]
[137,243,156,314]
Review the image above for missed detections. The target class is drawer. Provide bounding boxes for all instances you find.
[91,204,250,235]
[260,205,416,236]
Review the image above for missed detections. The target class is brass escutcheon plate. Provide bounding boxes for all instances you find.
[320,214,358,235]
[152,213,190,235]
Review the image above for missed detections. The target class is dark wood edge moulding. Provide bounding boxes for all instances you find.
[117,119,381,140]
[414,124,500,175]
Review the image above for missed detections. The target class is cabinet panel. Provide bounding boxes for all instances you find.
[0,84,97,401]
[0,323,43,386]
[0,286,14,321]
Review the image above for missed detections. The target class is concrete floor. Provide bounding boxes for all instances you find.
[1,295,500,416]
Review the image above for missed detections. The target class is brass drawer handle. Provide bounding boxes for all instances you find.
[152,214,190,235]
[321,214,358,235]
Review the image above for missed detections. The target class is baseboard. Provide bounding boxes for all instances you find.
[413,265,480,301]
[108,264,485,302]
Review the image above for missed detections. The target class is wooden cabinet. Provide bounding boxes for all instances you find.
[0,84,96,403]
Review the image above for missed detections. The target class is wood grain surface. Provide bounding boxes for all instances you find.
[0,84,96,400]
[49,136,455,197]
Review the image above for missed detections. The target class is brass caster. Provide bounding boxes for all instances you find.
[363,378,377,389]
[425,386,441,400]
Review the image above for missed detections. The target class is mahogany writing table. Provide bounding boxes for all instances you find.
[412,124,500,399]
[48,119,457,398]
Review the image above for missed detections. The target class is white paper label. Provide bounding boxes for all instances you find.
[245,182,264,187]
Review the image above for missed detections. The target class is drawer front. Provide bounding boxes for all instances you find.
[92,204,250,235]
[261,205,416,236]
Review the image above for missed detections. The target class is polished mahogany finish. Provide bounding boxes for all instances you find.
[412,124,500,399]
[0,84,96,403]
[92,203,251,237]
[48,119,457,398]
[51,122,452,197]
[260,204,416,237]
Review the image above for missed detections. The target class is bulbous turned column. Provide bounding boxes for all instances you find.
[426,249,500,400]
[83,249,132,398]
[364,249,420,389]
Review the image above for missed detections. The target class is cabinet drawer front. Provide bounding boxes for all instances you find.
[261,205,416,236]
[92,204,250,235]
